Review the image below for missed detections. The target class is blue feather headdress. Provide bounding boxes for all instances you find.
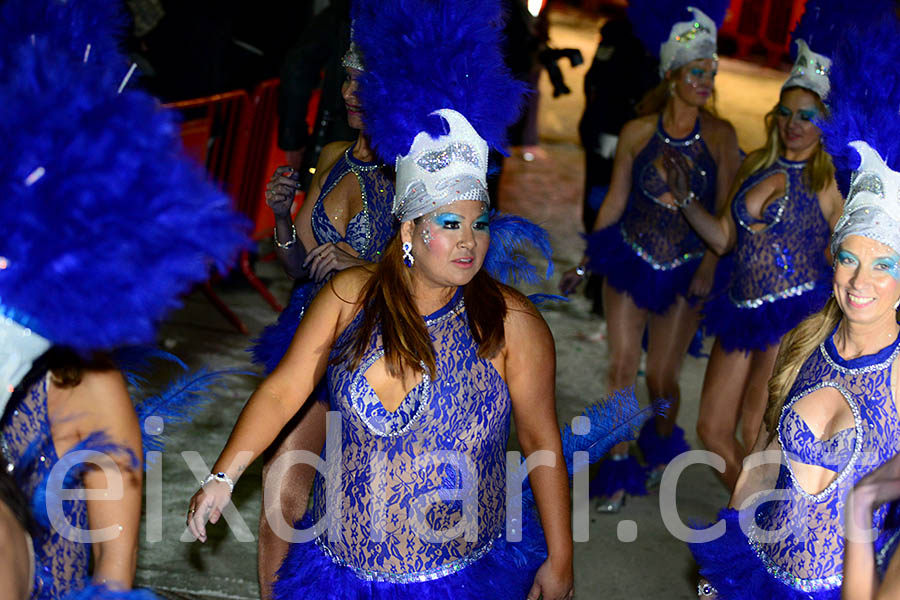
[0,2,250,351]
[790,0,895,61]
[627,0,730,61]
[819,15,900,197]
[351,0,527,164]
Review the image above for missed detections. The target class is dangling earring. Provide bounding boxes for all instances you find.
[894,297,900,311]
[402,241,414,267]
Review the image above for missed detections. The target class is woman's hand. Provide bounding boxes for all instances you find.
[186,480,232,543]
[265,166,302,219]
[303,243,365,282]
[527,557,574,600]
[688,253,717,298]
[558,266,585,296]
[662,148,693,206]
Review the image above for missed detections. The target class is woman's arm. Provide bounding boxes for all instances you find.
[275,142,351,278]
[187,269,363,542]
[503,294,573,600]
[54,370,143,589]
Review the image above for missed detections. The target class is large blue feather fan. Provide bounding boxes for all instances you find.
[483,212,554,285]
[627,0,730,59]
[789,0,895,60]
[352,0,528,162]
[0,4,250,350]
[819,14,900,197]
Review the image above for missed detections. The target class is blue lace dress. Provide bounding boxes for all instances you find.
[585,116,717,314]
[1,375,89,600]
[690,326,900,599]
[272,288,547,599]
[702,158,832,353]
[252,144,396,373]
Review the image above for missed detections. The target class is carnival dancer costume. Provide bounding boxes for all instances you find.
[586,0,729,315]
[264,1,649,597]
[251,39,396,375]
[701,27,836,354]
[690,13,900,598]
[0,0,248,597]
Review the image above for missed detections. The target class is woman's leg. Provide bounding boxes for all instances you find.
[645,295,702,435]
[594,283,648,509]
[257,400,327,600]
[739,343,780,452]
[695,339,752,490]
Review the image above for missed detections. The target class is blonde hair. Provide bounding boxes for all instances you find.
[732,89,834,200]
[764,298,842,442]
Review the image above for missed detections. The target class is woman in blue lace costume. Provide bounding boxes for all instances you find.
[252,42,396,595]
[559,5,741,510]
[189,193,574,598]
[1,353,143,599]
[688,131,900,597]
[670,77,843,489]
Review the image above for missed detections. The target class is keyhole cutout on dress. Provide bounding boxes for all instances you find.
[784,386,857,497]
[743,172,787,232]
[321,172,365,238]
[363,356,423,414]
[652,153,695,208]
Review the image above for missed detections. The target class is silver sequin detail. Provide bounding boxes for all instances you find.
[351,350,431,438]
[318,147,381,258]
[849,171,885,201]
[658,130,702,147]
[776,157,807,170]
[877,528,900,570]
[818,335,900,375]
[314,531,499,583]
[425,297,465,327]
[416,142,481,173]
[620,225,704,271]
[777,382,862,503]
[747,520,843,592]
[728,280,816,309]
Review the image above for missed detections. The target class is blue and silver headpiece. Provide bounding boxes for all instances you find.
[352,0,526,222]
[820,14,900,256]
[627,0,730,77]
[0,0,249,410]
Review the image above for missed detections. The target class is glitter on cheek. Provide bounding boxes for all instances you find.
[421,224,434,247]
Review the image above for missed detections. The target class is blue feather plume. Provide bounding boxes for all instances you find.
[483,212,554,285]
[819,15,900,196]
[352,0,528,162]
[0,20,250,350]
[0,0,132,77]
[113,346,188,389]
[627,0,730,59]
[790,0,895,60]
[136,367,255,457]
[512,387,653,508]
[61,584,161,600]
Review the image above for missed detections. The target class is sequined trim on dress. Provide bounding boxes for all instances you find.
[746,521,843,592]
[819,333,900,374]
[425,297,465,326]
[775,157,807,170]
[777,382,863,503]
[317,146,381,257]
[619,225,704,271]
[877,528,900,570]
[728,280,816,309]
[351,349,431,438]
[314,534,498,583]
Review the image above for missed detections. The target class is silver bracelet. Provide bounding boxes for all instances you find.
[575,266,586,278]
[274,223,297,249]
[201,472,235,493]
[697,581,716,597]
[675,191,697,209]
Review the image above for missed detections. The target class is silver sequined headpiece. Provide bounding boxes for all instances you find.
[659,6,718,77]
[783,39,831,99]
[393,109,489,222]
[341,24,365,71]
[831,141,900,256]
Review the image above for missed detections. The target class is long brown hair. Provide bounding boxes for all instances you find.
[43,347,114,388]
[732,88,834,201]
[338,233,507,378]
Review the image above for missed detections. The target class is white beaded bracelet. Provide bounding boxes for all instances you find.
[201,472,235,493]
[274,223,297,249]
